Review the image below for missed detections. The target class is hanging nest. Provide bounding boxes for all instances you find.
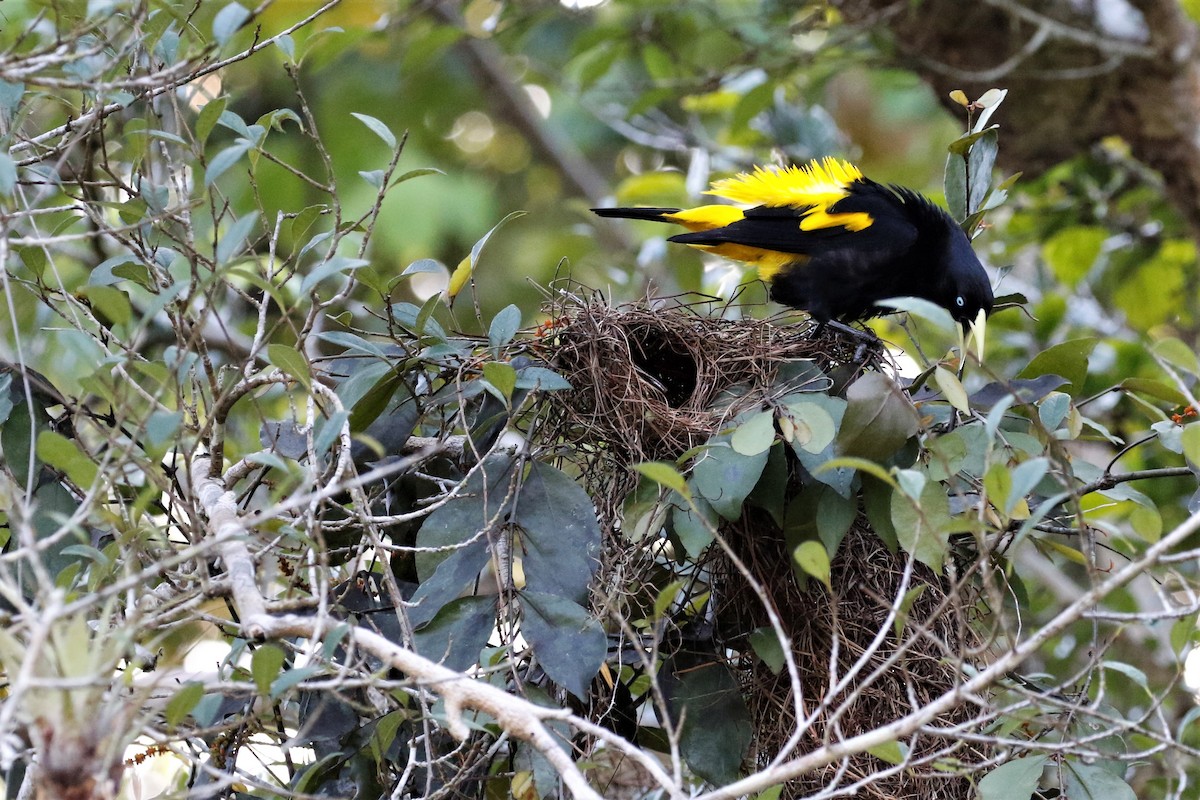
[536,287,987,799]
[713,511,987,799]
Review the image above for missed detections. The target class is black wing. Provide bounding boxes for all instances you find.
[667,182,920,256]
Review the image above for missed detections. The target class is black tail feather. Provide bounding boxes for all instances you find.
[591,207,680,222]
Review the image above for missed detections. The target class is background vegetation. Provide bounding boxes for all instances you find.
[2,0,1200,798]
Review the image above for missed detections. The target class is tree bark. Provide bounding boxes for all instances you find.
[832,0,1200,238]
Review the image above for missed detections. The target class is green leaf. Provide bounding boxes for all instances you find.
[622,475,669,544]
[1118,377,1186,406]
[731,80,775,132]
[634,461,690,498]
[482,361,516,402]
[146,410,182,449]
[652,579,687,620]
[269,665,319,699]
[893,584,927,639]
[1017,338,1097,395]
[299,255,369,293]
[967,128,998,213]
[411,455,515,626]
[944,150,967,221]
[1102,660,1150,693]
[1064,760,1136,800]
[984,462,1012,516]
[196,97,228,145]
[862,476,899,553]
[413,595,496,672]
[748,627,786,675]
[1184,424,1200,466]
[0,80,24,117]
[731,410,776,456]
[251,643,286,697]
[391,167,444,188]
[793,540,831,590]
[215,211,259,265]
[866,740,905,766]
[693,439,769,520]
[0,151,16,196]
[1153,337,1200,376]
[275,32,295,61]
[978,755,1047,800]
[266,343,312,391]
[746,443,788,526]
[815,486,856,554]
[780,400,836,454]
[1112,239,1192,328]
[351,112,397,149]
[671,660,752,786]
[891,475,952,571]
[164,681,205,727]
[837,372,920,460]
[204,140,252,187]
[37,431,98,489]
[671,494,717,557]
[514,365,572,392]
[515,462,602,603]
[1038,391,1071,430]
[947,125,1000,155]
[787,394,852,496]
[1041,226,1107,287]
[488,304,521,356]
[401,258,444,277]
[520,590,605,698]
[877,296,956,337]
[1008,457,1049,513]
[212,2,250,46]
[338,362,396,433]
[642,43,675,80]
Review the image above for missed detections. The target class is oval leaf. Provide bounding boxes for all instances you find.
[351,112,397,149]
[731,411,776,456]
[793,540,831,590]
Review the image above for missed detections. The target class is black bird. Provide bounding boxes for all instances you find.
[593,157,993,326]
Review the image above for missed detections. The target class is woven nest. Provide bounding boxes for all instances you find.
[714,511,986,799]
[538,290,986,798]
[542,288,867,465]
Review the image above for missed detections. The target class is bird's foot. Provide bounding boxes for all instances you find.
[813,319,881,362]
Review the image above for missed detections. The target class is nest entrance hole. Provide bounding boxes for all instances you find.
[628,325,699,408]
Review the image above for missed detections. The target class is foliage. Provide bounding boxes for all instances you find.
[0,1,1199,800]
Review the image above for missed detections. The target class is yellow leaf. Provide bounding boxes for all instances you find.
[935,367,970,414]
[445,255,472,302]
[1038,538,1088,566]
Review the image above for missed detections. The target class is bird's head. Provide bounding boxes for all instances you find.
[941,228,994,327]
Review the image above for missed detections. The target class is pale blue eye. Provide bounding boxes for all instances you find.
[956,296,965,307]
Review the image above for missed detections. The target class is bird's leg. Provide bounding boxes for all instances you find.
[815,319,881,362]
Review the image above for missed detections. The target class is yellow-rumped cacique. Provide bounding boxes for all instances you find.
[593,157,993,326]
